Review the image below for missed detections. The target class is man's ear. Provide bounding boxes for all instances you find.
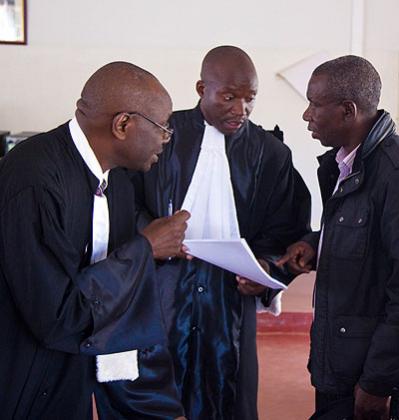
[342,100,357,121]
[112,113,131,140]
[196,80,205,98]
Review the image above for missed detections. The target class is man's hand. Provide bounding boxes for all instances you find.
[354,384,390,420]
[141,210,190,260]
[236,259,269,296]
[275,241,315,275]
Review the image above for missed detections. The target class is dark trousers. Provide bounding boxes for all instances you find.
[310,390,354,419]
[310,389,399,420]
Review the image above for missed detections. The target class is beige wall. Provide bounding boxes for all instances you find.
[0,0,398,227]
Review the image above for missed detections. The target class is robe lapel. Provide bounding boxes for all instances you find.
[171,114,205,210]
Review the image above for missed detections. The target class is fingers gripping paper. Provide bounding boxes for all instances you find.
[184,239,287,290]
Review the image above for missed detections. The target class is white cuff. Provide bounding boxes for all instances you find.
[256,290,283,316]
[96,349,139,382]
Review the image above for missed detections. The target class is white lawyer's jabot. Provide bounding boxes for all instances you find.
[182,122,240,240]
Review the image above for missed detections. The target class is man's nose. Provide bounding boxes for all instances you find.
[231,99,246,117]
[302,106,311,122]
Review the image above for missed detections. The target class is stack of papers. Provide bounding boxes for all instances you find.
[184,238,286,290]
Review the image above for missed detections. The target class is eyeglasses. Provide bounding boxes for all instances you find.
[117,111,174,139]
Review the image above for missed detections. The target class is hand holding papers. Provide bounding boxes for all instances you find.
[184,238,287,290]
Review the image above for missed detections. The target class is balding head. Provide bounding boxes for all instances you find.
[75,62,172,172]
[200,46,257,85]
[196,46,258,135]
[77,61,169,120]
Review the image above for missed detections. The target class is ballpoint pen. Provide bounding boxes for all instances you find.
[168,198,173,219]
[168,198,173,261]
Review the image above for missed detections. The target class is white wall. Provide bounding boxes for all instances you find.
[1,0,398,227]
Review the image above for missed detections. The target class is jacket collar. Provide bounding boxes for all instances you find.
[360,109,396,159]
[316,110,396,204]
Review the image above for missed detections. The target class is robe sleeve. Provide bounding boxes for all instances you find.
[0,185,166,356]
[94,344,184,419]
[301,231,320,271]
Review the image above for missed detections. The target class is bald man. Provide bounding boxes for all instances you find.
[133,46,310,419]
[0,62,188,419]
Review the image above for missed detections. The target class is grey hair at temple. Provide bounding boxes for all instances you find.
[313,55,382,114]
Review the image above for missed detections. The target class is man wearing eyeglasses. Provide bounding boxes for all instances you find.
[0,62,188,419]
[133,46,311,420]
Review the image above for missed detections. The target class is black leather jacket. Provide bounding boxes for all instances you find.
[304,110,399,397]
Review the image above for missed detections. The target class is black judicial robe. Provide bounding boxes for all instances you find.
[0,123,182,419]
[133,106,311,420]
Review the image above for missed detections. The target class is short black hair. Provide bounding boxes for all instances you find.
[313,55,381,113]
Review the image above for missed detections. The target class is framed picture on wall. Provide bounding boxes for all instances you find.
[0,0,26,45]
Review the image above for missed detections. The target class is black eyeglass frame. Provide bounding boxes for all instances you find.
[116,111,174,137]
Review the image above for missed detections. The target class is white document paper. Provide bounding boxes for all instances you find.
[184,238,287,290]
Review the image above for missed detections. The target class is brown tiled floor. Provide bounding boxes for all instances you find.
[257,332,314,420]
[257,272,315,420]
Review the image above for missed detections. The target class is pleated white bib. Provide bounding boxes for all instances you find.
[182,122,240,240]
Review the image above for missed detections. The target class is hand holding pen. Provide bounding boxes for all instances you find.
[165,199,192,260]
